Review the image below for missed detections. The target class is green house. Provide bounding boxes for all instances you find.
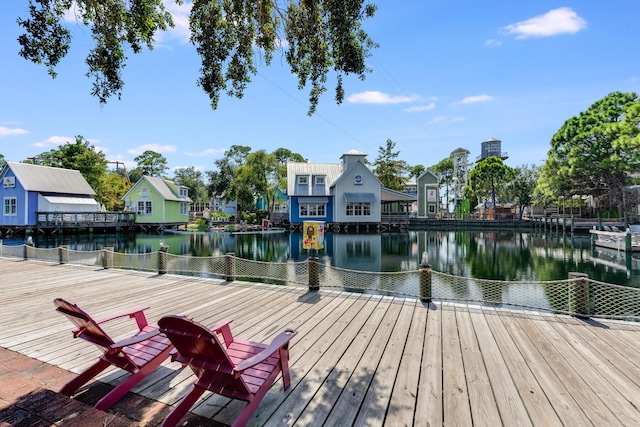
[122,176,192,229]
[417,170,440,218]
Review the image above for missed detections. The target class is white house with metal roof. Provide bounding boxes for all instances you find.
[0,162,99,227]
[287,150,387,224]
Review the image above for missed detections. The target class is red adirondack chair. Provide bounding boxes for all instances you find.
[53,298,173,411]
[158,315,298,427]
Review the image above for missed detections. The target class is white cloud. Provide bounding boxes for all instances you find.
[155,1,193,44]
[503,7,587,39]
[185,148,226,157]
[484,39,503,47]
[455,95,494,105]
[0,126,28,137]
[127,144,177,156]
[32,135,74,148]
[404,103,436,113]
[427,116,466,125]
[347,91,420,104]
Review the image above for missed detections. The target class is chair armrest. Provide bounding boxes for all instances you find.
[209,318,234,346]
[110,328,161,349]
[234,329,297,375]
[97,306,151,330]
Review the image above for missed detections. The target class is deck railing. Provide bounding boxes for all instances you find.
[2,242,639,322]
[35,211,136,229]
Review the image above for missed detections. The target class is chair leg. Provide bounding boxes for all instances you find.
[160,385,206,427]
[59,359,111,396]
[95,347,173,411]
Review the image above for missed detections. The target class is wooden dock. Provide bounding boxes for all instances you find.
[1,258,640,426]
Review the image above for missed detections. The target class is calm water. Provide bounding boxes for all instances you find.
[4,229,640,288]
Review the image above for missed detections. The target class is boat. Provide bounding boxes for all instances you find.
[589,227,640,252]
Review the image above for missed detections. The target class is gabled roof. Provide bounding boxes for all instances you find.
[287,162,343,196]
[123,176,193,202]
[330,159,380,189]
[2,162,96,195]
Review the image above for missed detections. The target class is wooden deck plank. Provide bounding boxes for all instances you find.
[521,317,623,426]
[414,304,443,426]
[384,300,428,427]
[2,257,640,427]
[456,308,503,427]
[441,305,473,426]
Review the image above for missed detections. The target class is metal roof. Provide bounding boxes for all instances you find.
[4,162,96,195]
[287,163,343,196]
[128,176,193,202]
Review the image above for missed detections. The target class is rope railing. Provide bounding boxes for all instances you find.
[3,242,639,321]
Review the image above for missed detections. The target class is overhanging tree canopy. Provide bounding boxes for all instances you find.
[17,0,378,115]
[540,91,640,213]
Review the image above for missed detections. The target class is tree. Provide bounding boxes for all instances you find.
[372,139,407,191]
[235,150,277,212]
[34,135,108,198]
[506,164,538,219]
[467,156,514,217]
[407,164,425,181]
[173,166,207,203]
[132,150,168,178]
[16,0,378,115]
[541,91,640,214]
[0,154,5,168]
[99,171,129,211]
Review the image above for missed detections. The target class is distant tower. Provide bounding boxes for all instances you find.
[476,137,509,162]
[451,148,470,208]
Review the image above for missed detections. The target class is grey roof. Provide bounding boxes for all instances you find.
[3,162,95,195]
[381,187,417,202]
[287,163,343,196]
[128,176,193,202]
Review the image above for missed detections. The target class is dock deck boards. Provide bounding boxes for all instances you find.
[1,257,640,426]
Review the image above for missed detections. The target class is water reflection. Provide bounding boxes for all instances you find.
[9,229,640,288]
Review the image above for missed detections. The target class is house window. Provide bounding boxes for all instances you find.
[299,203,326,217]
[180,202,188,215]
[4,197,17,216]
[297,176,309,185]
[179,187,188,197]
[346,202,371,216]
[137,200,152,215]
[314,176,325,185]
[428,204,436,214]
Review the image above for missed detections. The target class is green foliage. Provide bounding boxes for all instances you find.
[133,150,168,178]
[372,139,407,191]
[0,154,5,168]
[34,135,109,201]
[467,157,514,213]
[173,166,207,202]
[17,0,377,114]
[540,91,640,214]
[407,164,425,180]
[428,157,454,207]
[505,164,539,219]
[98,171,128,210]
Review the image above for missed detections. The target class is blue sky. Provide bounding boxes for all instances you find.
[1,1,639,175]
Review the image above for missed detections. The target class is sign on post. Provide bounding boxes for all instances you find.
[303,221,325,250]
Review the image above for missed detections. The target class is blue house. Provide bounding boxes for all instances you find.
[0,162,99,228]
[287,150,391,224]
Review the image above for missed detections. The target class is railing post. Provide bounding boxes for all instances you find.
[158,243,168,274]
[419,252,432,303]
[569,272,589,317]
[24,237,34,259]
[59,245,68,264]
[225,252,235,282]
[625,229,632,253]
[102,247,113,269]
[308,256,320,291]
